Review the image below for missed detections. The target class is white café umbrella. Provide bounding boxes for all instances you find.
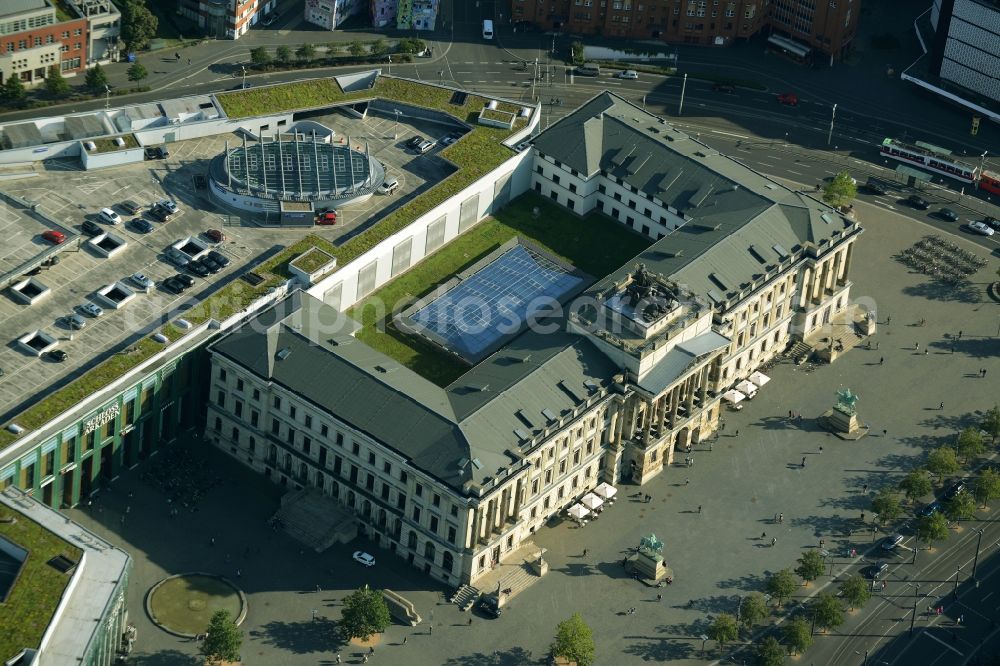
[723,389,746,404]
[736,380,758,396]
[594,482,618,500]
[749,371,771,388]
[580,493,604,511]
[567,503,590,521]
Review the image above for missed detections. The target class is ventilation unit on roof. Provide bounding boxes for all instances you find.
[541,408,558,422]
[276,347,291,360]
[471,458,483,470]
[514,428,530,441]
[772,243,789,259]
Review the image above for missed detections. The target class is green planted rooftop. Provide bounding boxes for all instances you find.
[349,193,653,386]
[0,509,82,661]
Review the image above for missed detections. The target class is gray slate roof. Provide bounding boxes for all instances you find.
[211,292,615,495]
[533,92,858,307]
[635,330,730,395]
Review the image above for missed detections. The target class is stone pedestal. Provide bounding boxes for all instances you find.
[631,549,671,584]
[819,408,869,440]
[529,556,549,577]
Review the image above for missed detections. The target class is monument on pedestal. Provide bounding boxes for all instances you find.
[820,387,869,440]
[628,533,673,584]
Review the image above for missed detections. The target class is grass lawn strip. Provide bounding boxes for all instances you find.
[0,509,82,660]
[348,193,651,386]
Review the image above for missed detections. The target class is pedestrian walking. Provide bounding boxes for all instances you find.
[771,537,777,547]
[362,655,368,664]
[883,429,888,437]
[862,484,869,494]
[656,594,662,602]
[801,457,806,468]
[819,538,825,548]
[876,341,880,350]
[915,342,919,351]
[403,636,408,645]
[370,646,375,655]
[735,430,740,437]
[583,548,588,557]
[984,369,988,378]
[881,580,887,591]
[959,614,965,624]
[886,315,891,325]
[879,356,884,365]
[236,568,241,578]
[698,505,702,514]
[429,625,433,635]
[778,513,783,523]
[685,477,690,486]
[819,446,823,454]
[336,654,341,664]
[687,457,693,467]
[939,401,944,410]
[761,532,767,539]
[468,617,473,626]
[924,349,929,356]
[958,330,963,339]
[210,537,215,546]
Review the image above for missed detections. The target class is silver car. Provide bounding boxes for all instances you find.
[80,303,104,318]
[967,221,995,236]
[130,272,154,290]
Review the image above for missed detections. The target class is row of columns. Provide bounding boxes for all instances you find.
[802,242,853,308]
[468,477,523,547]
[638,364,711,446]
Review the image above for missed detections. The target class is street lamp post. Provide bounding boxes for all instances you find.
[392,109,401,140]
[909,583,920,634]
[104,85,111,110]
[678,73,688,115]
[972,529,985,581]
[953,566,962,597]
[827,103,837,146]
[241,65,247,90]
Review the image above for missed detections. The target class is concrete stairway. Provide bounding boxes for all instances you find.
[274,488,359,553]
[449,584,480,611]
[785,340,813,364]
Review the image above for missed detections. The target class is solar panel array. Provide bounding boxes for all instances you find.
[410,245,583,360]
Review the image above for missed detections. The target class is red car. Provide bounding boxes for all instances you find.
[42,230,66,244]
[777,92,798,106]
[316,209,337,225]
[205,229,226,242]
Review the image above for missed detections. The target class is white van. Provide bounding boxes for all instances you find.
[483,19,494,40]
[377,176,399,195]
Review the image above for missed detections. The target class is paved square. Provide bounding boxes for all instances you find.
[69,201,998,665]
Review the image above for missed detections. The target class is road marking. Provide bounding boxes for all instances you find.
[787,169,803,175]
[921,631,964,656]
[712,130,750,139]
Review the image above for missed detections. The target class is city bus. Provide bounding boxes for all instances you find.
[483,19,494,40]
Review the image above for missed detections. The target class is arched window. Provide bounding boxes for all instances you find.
[442,551,454,573]
[424,542,435,562]
[407,531,418,550]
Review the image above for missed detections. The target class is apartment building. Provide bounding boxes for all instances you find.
[177,0,277,40]
[0,0,88,85]
[63,0,119,64]
[512,0,860,63]
[304,0,365,30]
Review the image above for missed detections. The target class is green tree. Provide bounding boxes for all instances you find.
[127,61,148,81]
[838,574,871,610]
[739,592,768,630]
[348,40,365,56]
[339,585,391,641]
[926,446,960,483]
[369,38,388,56]
[944,491,976,522]
[916,511,950,549]
[822,171,857,209]
[982,405,1000,444]
[326,42,341,55]
[810,592,844,633]
[84,63,108,91]
[899,469,932,503]
[199,609,242,662]
[295,43,316,61]
[397,37,426,53]
[275,45,292,65]
[120,0,158,52]
[754,636,786,666]
[570,40,585,64]
[955,427,986,463]
[44,65,70,98]
[765,568,798,606]
[707,613,740,650]
[871,488,903,523]
[2,74,27,104]
[782,617,813,656]
[975,468,1000,508]
[550,613,595,666]
[249,46,272,66]
[795,550,825,585]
